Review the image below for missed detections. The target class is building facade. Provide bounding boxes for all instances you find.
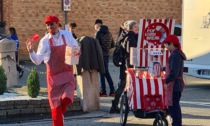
[0,0,182,59]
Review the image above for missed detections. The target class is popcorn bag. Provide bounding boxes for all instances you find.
[65,46,80,65]
[153,63,161,77]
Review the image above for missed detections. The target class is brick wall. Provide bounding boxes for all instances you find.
[0,0,2,22]
[2,0,182,59]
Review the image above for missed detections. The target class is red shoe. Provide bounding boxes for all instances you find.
[109,92,115,97]
[100,92,107,97]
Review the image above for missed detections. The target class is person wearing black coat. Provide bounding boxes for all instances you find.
[94,19,115,97]
[110,20,139,113]
[164,35,186,126]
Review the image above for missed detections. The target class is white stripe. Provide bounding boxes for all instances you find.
[161,19,165,24]
[131,95,134,109]
[158,48,162,63]
[166,19,170,29]
[147,47,151,67]
[158,78,163,95]
[180,101,210,107]
[128,72,134,109]
[163,50,167,67]
[135,77,141,109]
[142,19,150,67]
[137,19,143,48]
[142,48,146,66]
[137,48,140,67]
[143,19,150,47]
[151,19,155,23]
[142,77,148,95]
[150,78,155,95]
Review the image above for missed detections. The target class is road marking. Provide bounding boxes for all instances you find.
[184,87,210,90]
[181,101,210,107]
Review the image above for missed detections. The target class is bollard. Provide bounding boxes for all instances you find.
[0,39,18,87]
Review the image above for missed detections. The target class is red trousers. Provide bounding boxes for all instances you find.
[51,98,71,126]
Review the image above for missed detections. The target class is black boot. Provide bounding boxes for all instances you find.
[109,100,120,114]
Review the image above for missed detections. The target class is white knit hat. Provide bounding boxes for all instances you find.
[125,20,137,30]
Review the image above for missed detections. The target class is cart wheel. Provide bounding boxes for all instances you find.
[153,117,168,126]
[120,92,129,126]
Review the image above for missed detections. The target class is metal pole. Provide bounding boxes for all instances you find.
[64,11,69,31]
[65,11,68,25]
[0,0,3,22]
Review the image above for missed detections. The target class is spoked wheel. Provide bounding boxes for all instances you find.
[120,92,129,126]
[153,114,168,126]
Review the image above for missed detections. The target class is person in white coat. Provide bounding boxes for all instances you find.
[26,15,78,126]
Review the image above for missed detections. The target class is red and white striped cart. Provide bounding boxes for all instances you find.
[119,19,175,126]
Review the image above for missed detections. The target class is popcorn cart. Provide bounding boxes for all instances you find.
[119,19,175,126]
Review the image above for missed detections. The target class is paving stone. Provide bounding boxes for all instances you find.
[21,108,34,115]
[28,99,42,105]
[0,101,14,109]
[14,100,28,109]
[7,109,20,116]
[40,99,49,107]
[34,108,47,114]
[0,110,6,117]
[28,104,41,108]
[40,104,50,108]
[41,99,49,104]
[28,99,41,108]
[46,108,51,113]
[0,105,14,110]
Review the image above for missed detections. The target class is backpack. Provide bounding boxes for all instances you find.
[113,44,127,67]
[113,31,127,67]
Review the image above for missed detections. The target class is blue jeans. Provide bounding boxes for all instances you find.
[100,56,115,93]
[168,91,182,126]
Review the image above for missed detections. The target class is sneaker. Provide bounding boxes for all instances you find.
[109,92,115,97]
[100,92,107,97]
[19,70,24,78]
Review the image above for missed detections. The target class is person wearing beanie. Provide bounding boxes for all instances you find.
[26,15,78,126]
[164,34,187,126]
[125,20,137,31]
[110,20,139,114]
[115,21,129,46]
[94,19,115,97]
